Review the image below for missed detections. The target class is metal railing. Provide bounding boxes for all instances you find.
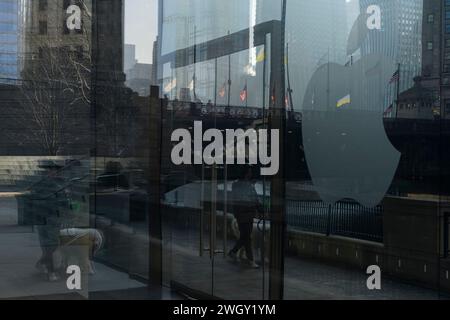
[444,213,450,259]
[286,199,383,243]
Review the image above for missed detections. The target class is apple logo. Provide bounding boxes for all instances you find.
[300,8,400,208]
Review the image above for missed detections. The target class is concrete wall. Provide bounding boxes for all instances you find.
[287,196,450,292]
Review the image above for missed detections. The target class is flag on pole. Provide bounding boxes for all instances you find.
[256,48,265,63]
[218,82,226,98]
[240,84,247,102]
[389,70,400,84]
[337,94,351,108]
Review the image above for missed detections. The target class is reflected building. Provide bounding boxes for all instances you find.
[124,43,153,96]
[284,0,349,110]
[92,0,137,157]
[124,43,137,73]
[159,0,267,107]
[394,0,450,120]
[420,0,450,119]
[21,0,92,75]
[92,0,125,85]
[359,0,423,93]
[0,0,20,82]
[3,0,93,156]
[126,63,152,96]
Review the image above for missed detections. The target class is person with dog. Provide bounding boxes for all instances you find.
[228,165,263,268]
[32,160,68,282]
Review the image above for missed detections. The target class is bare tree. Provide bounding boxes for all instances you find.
[9,0,92,156]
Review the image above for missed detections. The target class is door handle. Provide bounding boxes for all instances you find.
[223,164,228,258]
[199,165,205,257]
[210,165,217,260]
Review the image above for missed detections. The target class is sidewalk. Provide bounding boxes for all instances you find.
[1,194,448,300]
[0,195,149,299]
[169,224,449,300]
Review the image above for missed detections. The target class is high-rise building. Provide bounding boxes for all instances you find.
[0,0,20,83]
[158,0,262,105]
[17,0,93,155]
[21,0,92,79]
[124,43,137,73]
[359,0,423,93]
[126,62,152,96]
[124,41,152,96]
[415,0,450,119]
[92,0,125,84]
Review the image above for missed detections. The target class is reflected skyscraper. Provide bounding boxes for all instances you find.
[159,0,260,105]
[284,0,349,110]
[0,0,19,83]
[359,0,423,93]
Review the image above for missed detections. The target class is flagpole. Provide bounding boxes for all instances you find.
[246,80,248,108]
[286,43,294,114]
[193,25,197,101]
[171,66,174,100]
[227,31,231,115]
[395,63,400,119]
[262,42,267,123]
[214,58,218,107]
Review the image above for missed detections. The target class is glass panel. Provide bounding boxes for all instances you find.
[283,0,446,300]
[0,0,449,301]
[0,0,158,300]
[0,0,92,298]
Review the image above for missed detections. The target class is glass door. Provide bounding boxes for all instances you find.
[211,163,271,300]
[161,131,215,297]
[158,0,284,299]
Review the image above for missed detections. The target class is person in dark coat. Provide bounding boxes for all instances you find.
[228,166,262,268]
[32,160,67,282]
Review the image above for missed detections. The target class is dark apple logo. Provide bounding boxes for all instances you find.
[301,8,400,208]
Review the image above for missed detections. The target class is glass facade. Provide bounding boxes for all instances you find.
[0,0,450,300]
[0,0,19,82]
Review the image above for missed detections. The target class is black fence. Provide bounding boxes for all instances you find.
[286,199,383,243]
[445,213,450,259]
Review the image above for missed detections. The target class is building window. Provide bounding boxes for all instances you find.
[39,0,47,11]
[427,41,433,50]
[39,20,47,35]
[445,64,450,73]
[428,14,434,23]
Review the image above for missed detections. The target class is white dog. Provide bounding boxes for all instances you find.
[58,228,104,274]
[230,218,270,264]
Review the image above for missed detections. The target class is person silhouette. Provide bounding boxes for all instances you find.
[228,166,262,268]
[33,160,67,282]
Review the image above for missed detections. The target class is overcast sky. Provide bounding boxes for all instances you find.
[125,0,158,64]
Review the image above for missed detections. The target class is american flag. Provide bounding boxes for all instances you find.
[389,70,400,84]
[218,82,226,98]
[240,84,247,102]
